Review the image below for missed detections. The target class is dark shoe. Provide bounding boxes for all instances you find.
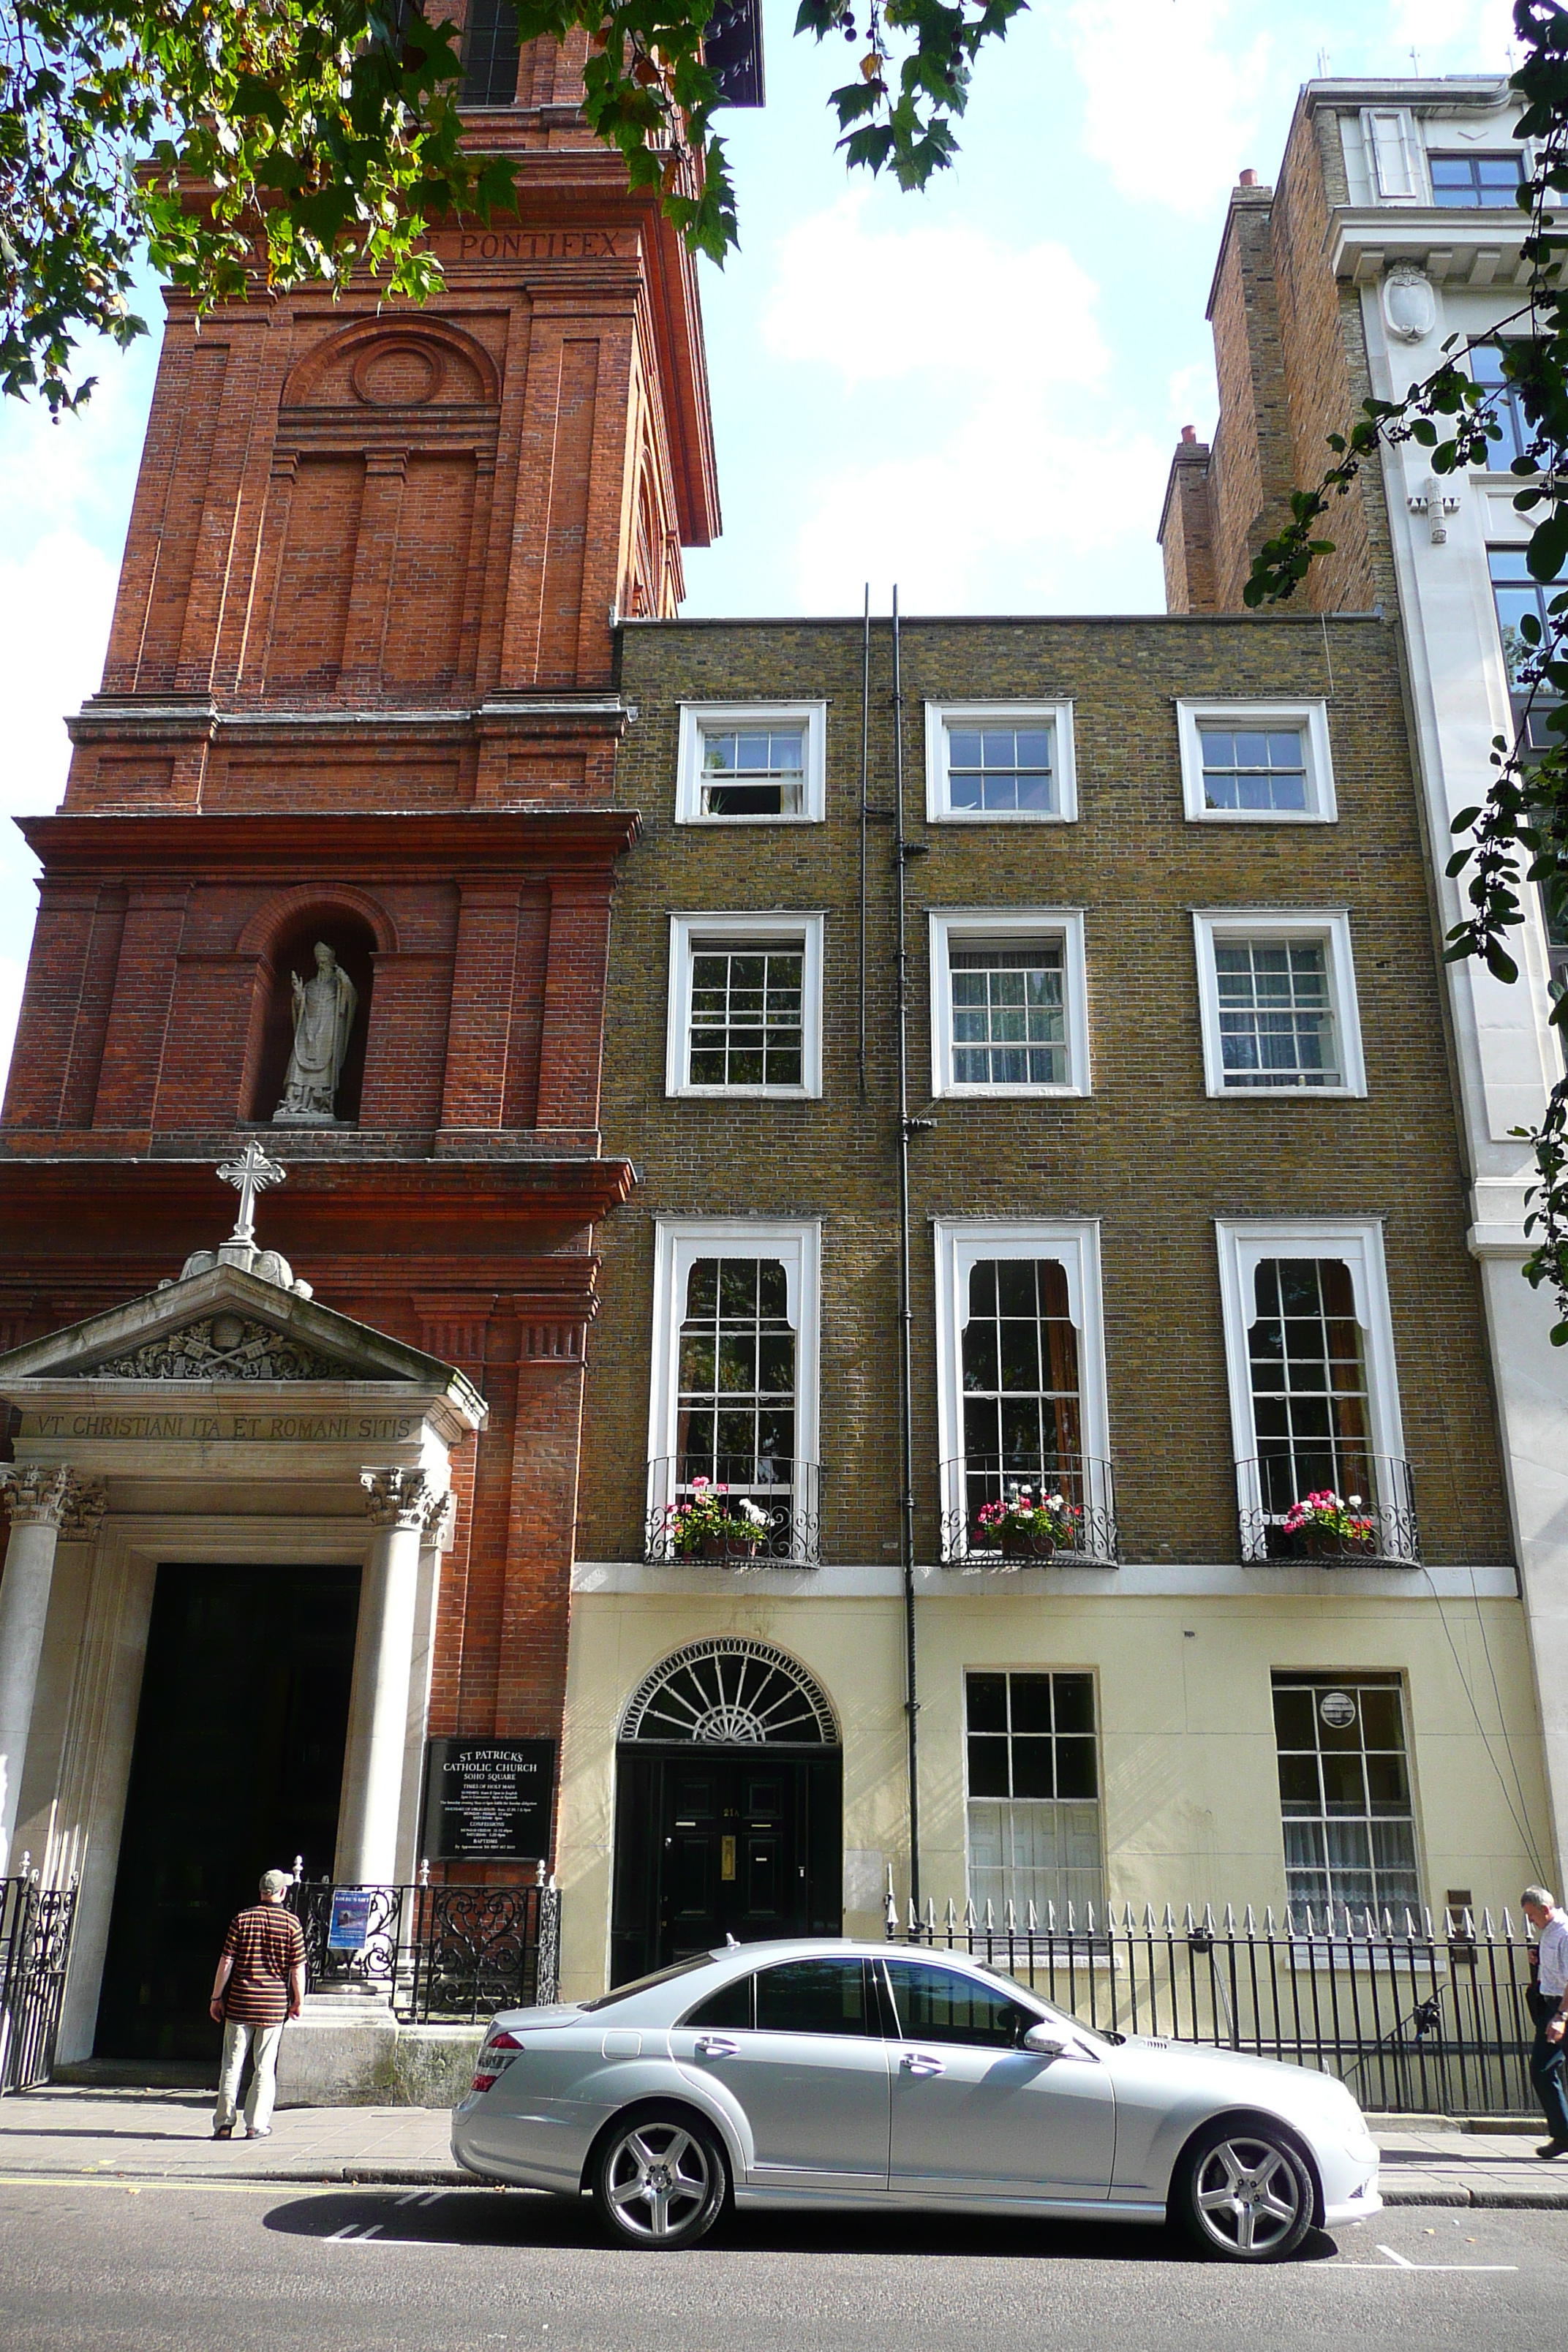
[211,2124,233,2140]
[1535,2138,1568,2159]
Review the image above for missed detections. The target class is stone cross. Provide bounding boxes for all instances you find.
[216,1138,287,1245]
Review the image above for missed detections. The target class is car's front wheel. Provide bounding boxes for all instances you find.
[593,2108,728,2250]
[1175,2119,1314,2262]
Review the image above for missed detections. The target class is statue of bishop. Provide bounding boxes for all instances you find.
[274,942,358,1125]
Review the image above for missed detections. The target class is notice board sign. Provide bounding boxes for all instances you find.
[422,1738,555,1862]
[327,1888,374,1951]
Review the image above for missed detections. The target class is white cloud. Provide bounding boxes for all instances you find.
[762,195,1109,392]
[0,529,118,815]
[1052,0,1275,216]
[0,957,23,1107]
[752,196,1166,613]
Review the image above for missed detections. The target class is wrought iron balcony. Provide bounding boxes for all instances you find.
[644,1457,822,1567]
[1235,1455,1420,1567]
[940,1455,1118,1567]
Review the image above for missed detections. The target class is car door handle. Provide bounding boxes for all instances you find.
[900,2051,944,2077]
[695,2035,739,2058]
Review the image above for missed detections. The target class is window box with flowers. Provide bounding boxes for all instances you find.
[1283,1489,1377,1561]
[974,1486,1084,1561]
[663,1477,770,1561]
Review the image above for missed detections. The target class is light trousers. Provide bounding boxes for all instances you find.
[215,2019,285,2133]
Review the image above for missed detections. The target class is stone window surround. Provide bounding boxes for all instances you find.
[927,907,1091,1100]
[923,700,1079,825]
[645,1217,823,1479]
[674,700,828,826]
[1213,1216,1407,1518]
[665,911,826,1098]
[932,1218,1109,1536]
[1191,907,1367,1099]
[1175,698,1337,825]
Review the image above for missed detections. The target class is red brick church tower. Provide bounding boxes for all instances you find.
[0,22,726,2046]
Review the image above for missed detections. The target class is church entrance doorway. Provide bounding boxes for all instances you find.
[608,1640,842,1987]
[94,1562,361,2062]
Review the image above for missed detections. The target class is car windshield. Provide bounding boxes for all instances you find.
[581,1956,717,2012]
[973,1964,1120,2046]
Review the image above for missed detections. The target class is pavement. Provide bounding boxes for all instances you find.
[3,2087,1568,2205]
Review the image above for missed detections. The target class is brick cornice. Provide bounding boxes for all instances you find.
[0,1153,638,1250]
[16,809,641,881]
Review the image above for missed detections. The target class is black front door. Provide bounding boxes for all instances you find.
[611,1746,842,1986]
[94,1562,361,2062]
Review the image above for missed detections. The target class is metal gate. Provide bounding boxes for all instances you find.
[0,1874,78,2094]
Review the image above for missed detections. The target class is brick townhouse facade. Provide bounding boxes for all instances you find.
[554,605,1552,1997]
[0,31,1558,2063]
[0,19,731,2065]
[1158,75,1568,1904]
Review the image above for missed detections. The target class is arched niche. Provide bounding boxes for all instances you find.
[246,903,380,1127]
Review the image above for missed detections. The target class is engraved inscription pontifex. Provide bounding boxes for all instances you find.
[274,942,358,1126]
[360,1465,447,1532]
[0,1464,105,1531]
[81,1315,343,1382]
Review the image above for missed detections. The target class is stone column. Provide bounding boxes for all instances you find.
[0,1468,106,1877]
[334,1469,446,1888]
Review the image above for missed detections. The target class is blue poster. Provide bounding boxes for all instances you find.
[327,1888,374,1951]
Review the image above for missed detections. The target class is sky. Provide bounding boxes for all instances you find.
[0,0,1516,1093]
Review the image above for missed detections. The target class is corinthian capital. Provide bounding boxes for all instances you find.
[359,1466,445,1533]
[0,1464,99,1531]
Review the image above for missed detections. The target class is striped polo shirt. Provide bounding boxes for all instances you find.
[220,1904,306,2027]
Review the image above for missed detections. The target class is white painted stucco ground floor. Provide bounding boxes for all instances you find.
[555,1560,1553,2005]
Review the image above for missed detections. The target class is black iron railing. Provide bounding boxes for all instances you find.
[644,1458,822,1567]
[1235,1455,1420,1566]
[0,1872,78,2094]
[889,1898,1535,2116]
[290,1877,560,2022]
[940,1455,1118,1567]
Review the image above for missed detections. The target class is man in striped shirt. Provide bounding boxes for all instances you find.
[210,1869,306,2140]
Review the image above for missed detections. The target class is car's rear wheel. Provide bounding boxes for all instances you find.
[1175,2119,1314,2262]
[593,2108,728,2250]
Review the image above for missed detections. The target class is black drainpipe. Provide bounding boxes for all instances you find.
[858,584,870,1101]
[891,588,931,1915]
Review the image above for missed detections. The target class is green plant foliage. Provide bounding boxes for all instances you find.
[1246,0,1568,1343]
[1,0,1025,414]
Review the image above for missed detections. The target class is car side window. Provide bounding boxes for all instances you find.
[754,1958,872,2038]
[883,1959,1033,2048]
[683,1975,754,2031]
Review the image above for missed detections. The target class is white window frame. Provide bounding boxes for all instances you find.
[1361,106,1422,203]
[1214,1216,1406,1528]
[646,1218,822,1478]
[924,700,1078,825]
[928,908,1090,1099]
[666,911,825,1098]
[1191,908,1366,1099]
[675,701,827,826]
[933,1219,1109,1539]
[1175,699,1337,824]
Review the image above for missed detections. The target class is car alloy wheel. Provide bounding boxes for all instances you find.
[595,2111,727,2249]
[1178,2122,1313,2261]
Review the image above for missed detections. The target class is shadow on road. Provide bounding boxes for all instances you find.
[261,2186,1341,2267]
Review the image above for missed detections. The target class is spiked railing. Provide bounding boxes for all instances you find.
[887,1891,1537,2116]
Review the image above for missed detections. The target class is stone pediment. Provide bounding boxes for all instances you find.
[83,1313,344,1382]
[0,1262,485,1430]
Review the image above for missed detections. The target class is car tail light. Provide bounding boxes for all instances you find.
[470,2029,524,2094]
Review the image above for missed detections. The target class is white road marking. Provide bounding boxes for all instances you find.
[1377,2245,1414,2266]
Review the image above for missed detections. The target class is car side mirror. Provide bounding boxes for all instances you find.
[1022,2023,1066,2056]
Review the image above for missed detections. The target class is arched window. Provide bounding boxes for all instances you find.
[619,1639,837,1746]
[248,907,377,1126]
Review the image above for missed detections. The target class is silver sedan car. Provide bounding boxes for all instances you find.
[452,1938,1382,2261]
